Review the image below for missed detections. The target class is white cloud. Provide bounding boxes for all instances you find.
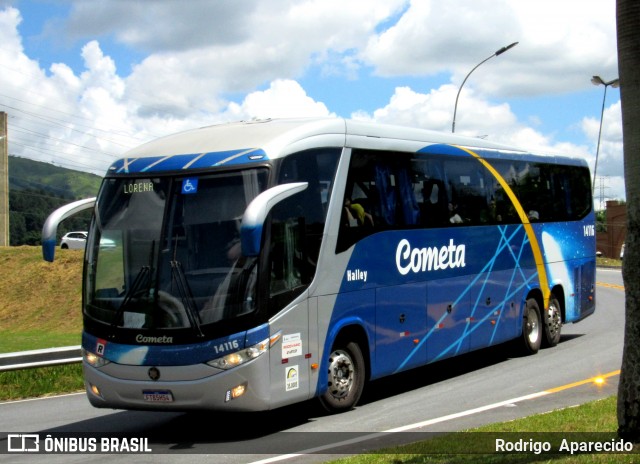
[63,0,256,52]
[361,0,617,97]
[581,101,624,201]
[0,0,626,203]
[353,84,615,179]
[117,0,408,121]
[0,8,142,173]
[1,6,339,174]
[354,85,518,141]
[221,79,334,121]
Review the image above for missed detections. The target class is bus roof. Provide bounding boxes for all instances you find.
[111,118,586,174]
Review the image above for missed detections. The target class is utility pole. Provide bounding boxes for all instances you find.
[0,112,8,246]
[597,176,609,211]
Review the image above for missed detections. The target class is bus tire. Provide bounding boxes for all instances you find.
[520,298,542,355]
[319,341,365,413]
[543,293,562,347]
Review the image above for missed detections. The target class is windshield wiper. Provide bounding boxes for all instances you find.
[111,240,156,329]
[170,260,204,337]
[112,265,150,328]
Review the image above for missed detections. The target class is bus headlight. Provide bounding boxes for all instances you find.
[82,348,110,368]
[207,337,270,370]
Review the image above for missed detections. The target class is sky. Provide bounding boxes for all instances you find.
[0,0,624,207]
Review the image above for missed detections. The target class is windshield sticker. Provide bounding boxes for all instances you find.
[285,365,299,391]
[96,338,107,357]
[123,181,155,194]
[282,333,302,358]
[181,178,198,194]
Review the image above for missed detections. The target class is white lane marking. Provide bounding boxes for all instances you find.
[0,392,84,406]
[246,391,550,464]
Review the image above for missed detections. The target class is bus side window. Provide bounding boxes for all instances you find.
[564,166,592,219]
[489,160,522,224]
[445,159,490,226]
[421,179,449,227]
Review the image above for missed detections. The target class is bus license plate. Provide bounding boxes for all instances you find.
[143,390,174,403]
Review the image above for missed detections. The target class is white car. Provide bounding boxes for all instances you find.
[60,231,88,249]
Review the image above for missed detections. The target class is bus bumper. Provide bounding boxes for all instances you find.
[82,354,272,412]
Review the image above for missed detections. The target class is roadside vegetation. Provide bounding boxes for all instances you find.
[330,396,637,463]
[0,364,83,401]
[596,256,623,268]
[0,246,85,401]
[0,246,83,353]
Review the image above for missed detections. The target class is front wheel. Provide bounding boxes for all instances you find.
[319,341,365,413]
[520,298,542,355]
[543,293,562,347]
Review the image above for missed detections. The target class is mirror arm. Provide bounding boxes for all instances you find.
[42,197,96,262]
[240,182,308,256]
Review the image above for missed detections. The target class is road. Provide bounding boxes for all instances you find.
[0,268,625,463]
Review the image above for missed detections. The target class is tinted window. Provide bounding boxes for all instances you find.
[267,148,341,314]
[336,149,592,252]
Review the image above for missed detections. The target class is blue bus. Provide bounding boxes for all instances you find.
[42,118,595,412]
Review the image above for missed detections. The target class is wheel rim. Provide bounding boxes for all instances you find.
[547,301,561,337]
[326,350,354,399]
[526,306,540,345]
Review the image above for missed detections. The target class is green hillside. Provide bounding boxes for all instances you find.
[8,156,103,246]
[9,155,102,199]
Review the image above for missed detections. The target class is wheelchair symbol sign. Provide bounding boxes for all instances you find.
[182,178,198,194]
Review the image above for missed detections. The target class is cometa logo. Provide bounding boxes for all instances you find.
[135,334,174,344]
[395,238,466,275]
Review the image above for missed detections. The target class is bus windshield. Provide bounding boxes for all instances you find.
[85,169,269,331]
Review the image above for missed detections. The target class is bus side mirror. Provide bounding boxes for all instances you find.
[42,197,97,262]
[240,182,308,256]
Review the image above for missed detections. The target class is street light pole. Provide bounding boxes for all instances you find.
[451,42,518,133]
[591,75,620,195]
[0,112,7,247]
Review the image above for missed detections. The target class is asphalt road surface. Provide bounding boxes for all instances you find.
[0,268,626,464]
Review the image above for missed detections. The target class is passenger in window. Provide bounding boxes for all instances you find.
[344,198,374,227]
[489,198,500,222]
[225,216,243,262]
[528,210,540,222]
[449,203,463,224]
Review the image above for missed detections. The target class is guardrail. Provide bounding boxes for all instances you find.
[0,346,81,372]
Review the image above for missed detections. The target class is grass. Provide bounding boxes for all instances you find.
[0,364,84,401]
[596,256,623,268]
[329,397,638,463]
[0,246,83,353]
[0,246,85,401]
[0,331,81,353]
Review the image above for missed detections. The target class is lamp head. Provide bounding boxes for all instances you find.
[592,75,620,88]
[495,42,519,56]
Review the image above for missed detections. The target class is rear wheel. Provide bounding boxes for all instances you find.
[319,341,365,412]
[543,293,562,347]
[520,298,542,354]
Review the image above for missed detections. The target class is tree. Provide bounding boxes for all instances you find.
[617,0,640,442]
[595,209,607,233]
